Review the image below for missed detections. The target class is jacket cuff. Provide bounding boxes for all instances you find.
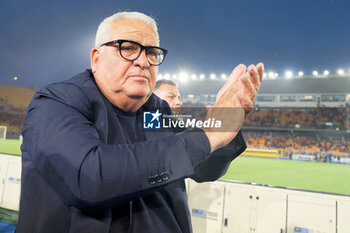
[221,131,247,156]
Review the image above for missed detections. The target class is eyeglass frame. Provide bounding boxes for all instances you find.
[100,39,168,66]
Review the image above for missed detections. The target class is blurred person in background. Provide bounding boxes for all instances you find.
[153,79,182,116]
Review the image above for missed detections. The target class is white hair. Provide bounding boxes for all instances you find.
[94,11,159,48]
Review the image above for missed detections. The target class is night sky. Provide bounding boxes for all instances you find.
[1,0,350,89]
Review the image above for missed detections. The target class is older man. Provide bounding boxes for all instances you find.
[154,79,182,115]
[17,11,263,233]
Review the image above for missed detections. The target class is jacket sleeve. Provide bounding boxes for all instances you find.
[21,88,211,209]
[191,131,247,182]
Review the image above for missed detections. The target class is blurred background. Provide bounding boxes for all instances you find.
[1,0,350,232]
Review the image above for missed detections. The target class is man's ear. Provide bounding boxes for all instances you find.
[90,48,100,73]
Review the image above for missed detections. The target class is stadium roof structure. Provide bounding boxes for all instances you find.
[179,75,350,95]
[259,76,350,94]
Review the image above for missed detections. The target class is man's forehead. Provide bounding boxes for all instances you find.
[110,19,158,46]
[167,91,180,97]
[160,84,180,96]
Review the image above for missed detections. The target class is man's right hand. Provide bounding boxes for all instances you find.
[204,63,264,152]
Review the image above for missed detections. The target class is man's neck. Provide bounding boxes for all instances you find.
[107,93,149,112]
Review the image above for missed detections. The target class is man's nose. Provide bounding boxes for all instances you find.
[133,50,150,68]
[175,97,182,106]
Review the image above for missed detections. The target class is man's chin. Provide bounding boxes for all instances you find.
[128,93,151,99]
[126,87,151,99]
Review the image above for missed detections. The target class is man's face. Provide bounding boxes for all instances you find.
[90,19,158,109]
[154,84,182,115]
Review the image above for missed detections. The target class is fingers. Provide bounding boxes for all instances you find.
[247,64,259,92]
[231,64,247,79]
[237,90,253,115]
[216,64,246,102]
[256,62,264,83]
[247,62,265,92]
[215,63,263,110]
[240,73,257,106]
[245,62,264,100]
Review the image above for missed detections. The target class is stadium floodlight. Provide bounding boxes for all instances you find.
[187,94,195,99]
[263,73,267,78]
[337,69,345,76]
[323,70,329,76]
[312,70,318,76]
[158,74,163,79]
[164,73,171,79]
[274,72,279,79]
[220,73,227,80]
[191,74,197,80]
[210,73,216,80]
[285,71,293,79]
[268,72,275,78]
[172,74,177,79]
[179,72,189,82]
[199,74,205,80]
[298,71,304,77]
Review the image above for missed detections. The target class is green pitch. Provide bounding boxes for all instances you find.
[222,156,350,195]
[0,139,21,156]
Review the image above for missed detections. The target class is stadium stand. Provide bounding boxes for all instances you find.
[243,131,349,159]
[243,107,347,130]
[176,75,350,163]
[0,85,36,139]
[0,112,25,132]
[0,85,36,111]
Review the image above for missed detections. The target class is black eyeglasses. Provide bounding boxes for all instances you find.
[100,39,168,66]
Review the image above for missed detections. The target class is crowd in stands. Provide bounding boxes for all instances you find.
[0,97,8,111]
[0,97,7,105]
[244,107,347,130]
[182,101,347,130]
[1,99,350,157]
[0,111,25,132]
[180,101,350,159]
[245,131,350,152]
[243,131,350,159]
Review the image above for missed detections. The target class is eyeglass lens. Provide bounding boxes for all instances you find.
[119,41,165,65]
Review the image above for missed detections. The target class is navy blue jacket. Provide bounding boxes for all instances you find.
[16,70,246,233]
